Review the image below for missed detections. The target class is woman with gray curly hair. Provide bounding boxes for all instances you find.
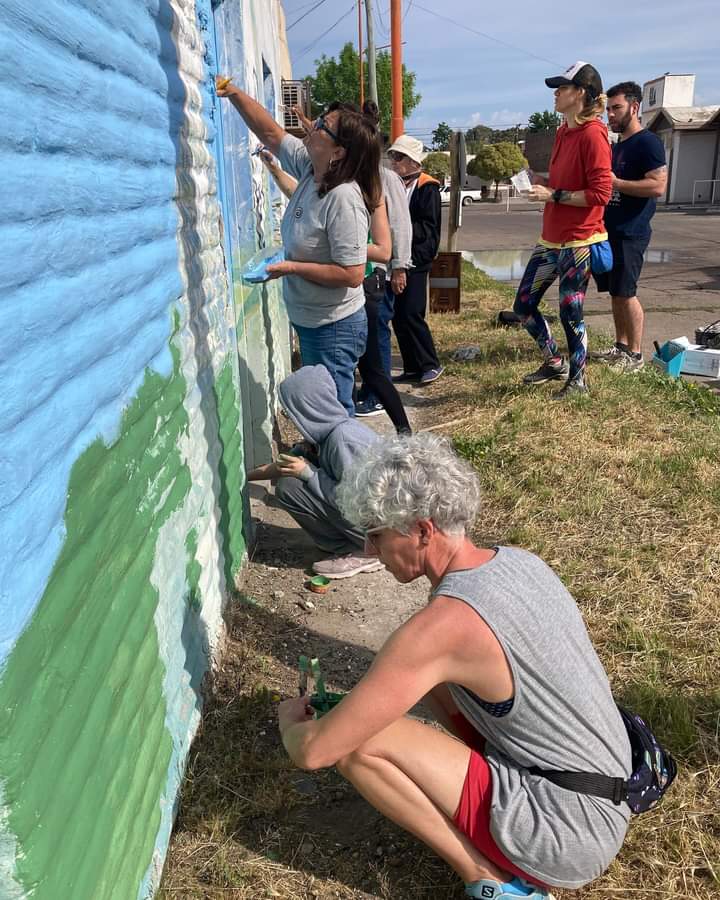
[277,434,631,900]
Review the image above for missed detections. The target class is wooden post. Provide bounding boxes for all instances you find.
[390,0,403,140]
[447,132,461,251]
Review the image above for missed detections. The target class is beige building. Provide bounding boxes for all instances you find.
[642,74,720,204]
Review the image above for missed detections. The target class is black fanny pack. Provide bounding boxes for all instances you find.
[529,705,677,815]
[363,267,386,302]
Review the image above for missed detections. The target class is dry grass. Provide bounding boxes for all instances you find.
[160,263,720,899]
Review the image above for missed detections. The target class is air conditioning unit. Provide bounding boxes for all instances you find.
[282,79,310,136]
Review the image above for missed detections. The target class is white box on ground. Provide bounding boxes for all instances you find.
[668,336,720,377]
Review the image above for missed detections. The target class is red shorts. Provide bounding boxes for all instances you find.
[451,715,548,888]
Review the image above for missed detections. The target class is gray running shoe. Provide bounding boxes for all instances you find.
[553,374,589,399]
[608,351,645,373]
[312,554,384,579]
[522,357,569,385]
[588,345,625,362]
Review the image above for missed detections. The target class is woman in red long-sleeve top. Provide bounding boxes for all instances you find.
[513,62,612,398]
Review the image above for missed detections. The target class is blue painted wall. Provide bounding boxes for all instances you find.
[0,0,290,897]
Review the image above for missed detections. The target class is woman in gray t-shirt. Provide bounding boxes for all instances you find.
[216,77,382,414]
[277,433,632,900]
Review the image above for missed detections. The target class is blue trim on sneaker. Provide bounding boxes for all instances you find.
[465,876,548,898]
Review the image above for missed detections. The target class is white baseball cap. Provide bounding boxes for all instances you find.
[386,134,426,164]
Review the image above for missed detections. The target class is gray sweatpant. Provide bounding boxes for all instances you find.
[274,476,365,555]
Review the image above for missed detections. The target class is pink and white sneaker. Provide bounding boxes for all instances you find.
[312,554,384,580]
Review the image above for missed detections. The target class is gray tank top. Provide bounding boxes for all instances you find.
[436,547,631,889]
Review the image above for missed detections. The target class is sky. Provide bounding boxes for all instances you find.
[283,0,720,143]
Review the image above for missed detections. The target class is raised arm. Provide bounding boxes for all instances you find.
[258,149,298,199]
[216,76,285,156]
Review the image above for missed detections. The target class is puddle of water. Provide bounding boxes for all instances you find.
[462,250,534,282]
[463,248,677,282]
[645,249,674,264]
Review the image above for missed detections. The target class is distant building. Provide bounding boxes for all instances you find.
[642,74,720,204]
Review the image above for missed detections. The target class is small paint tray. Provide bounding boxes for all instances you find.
[652,341,685,379]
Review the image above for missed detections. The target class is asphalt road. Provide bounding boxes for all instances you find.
[443,201,720,370]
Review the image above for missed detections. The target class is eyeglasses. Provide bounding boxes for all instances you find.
[313,115,341,144]
[387,150,408,162]
[364,525,385,552]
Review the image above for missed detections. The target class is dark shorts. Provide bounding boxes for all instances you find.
[594,234,650,298]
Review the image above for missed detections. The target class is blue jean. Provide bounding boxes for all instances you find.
[358,282,395,405]
[294,307,368,415]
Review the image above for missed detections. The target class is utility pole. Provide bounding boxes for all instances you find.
[357,1,364,107]
[446,132,461,252]
[390,0,403,140]
[365,0,378,107]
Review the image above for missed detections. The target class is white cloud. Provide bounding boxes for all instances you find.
[489,109,528,127]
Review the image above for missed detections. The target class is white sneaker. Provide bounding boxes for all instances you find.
[312,554,384,579]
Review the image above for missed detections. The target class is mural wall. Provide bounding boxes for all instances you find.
[0,1,289,898]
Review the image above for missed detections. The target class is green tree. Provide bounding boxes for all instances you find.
[467,142,528,198]
[528,110,562,131]
[307,43,421,135]
[431,121,453,150]
[422,151,450,182]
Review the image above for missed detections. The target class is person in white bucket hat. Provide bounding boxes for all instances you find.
[385,135,444,386]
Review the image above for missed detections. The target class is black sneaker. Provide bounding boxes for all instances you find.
[522,358,569,385]
[355,400,385,417]
[553,374,589,399]
[392,371,421,384]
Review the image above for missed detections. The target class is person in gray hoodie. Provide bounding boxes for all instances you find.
[247,365,383,579]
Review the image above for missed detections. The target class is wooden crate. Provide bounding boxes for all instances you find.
[429,251,462,313]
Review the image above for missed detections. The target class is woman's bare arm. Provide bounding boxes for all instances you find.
[367,197,392,265]
[216,77,286,155]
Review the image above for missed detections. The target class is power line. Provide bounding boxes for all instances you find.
[412,2,562,67]
[375,1,388,37]
[292,3,357,63]
[287,0,332,31]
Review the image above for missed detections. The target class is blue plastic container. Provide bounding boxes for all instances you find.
[652,341,685,378]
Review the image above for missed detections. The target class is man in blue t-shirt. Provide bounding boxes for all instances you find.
[591,82,667,371]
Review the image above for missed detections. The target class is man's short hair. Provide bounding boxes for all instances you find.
[607,81,643,105]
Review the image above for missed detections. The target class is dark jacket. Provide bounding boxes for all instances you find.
[409,172,441,272]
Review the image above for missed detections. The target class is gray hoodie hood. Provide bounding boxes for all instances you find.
[279,365,348,444]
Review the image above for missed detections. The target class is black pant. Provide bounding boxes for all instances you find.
[391,268,440,375]
[357,269,411,433]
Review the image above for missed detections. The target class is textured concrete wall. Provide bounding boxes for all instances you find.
[0,1,288,898]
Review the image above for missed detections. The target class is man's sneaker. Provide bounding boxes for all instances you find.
[419,366,444,385]
[588,345,625,362]
[607,351,645,373]
[392,371,421,384]
[465,876,550,899]
[552,374,589,400]
[312,554,384,579]
[355,400,385,417]
[522,357,569,385]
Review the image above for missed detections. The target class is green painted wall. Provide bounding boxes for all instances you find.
[0,350,191,900]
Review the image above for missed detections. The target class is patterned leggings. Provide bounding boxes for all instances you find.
[513,243,591,380]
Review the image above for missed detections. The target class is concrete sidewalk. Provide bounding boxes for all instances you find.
[444,202,720,384]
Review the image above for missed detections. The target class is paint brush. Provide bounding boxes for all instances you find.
[216,75,232,91]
